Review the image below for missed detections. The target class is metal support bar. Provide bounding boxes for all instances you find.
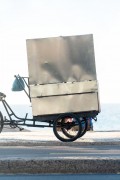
[15,75,30,101]
[1,99,33,122]
[1,98,53,129]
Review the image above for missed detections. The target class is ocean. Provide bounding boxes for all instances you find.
[0,103,120,131]
[94,103,120,131]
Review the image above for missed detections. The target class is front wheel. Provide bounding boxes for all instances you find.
[0,111,3,133]
[53,113,82,142]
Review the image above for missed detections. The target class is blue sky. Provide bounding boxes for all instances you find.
[0,0,120,104]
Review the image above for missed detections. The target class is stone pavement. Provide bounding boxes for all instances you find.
[0,129,120,174]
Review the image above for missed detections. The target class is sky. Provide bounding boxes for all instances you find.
[0,0,120,104]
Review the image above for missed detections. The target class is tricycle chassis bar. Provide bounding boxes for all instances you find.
[1,98,53,129]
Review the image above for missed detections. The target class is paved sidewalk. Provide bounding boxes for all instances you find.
[0,129,120,145]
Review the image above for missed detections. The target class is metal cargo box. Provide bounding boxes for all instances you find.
[26,34,100,118]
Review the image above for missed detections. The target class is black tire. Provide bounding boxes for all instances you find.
[53,113,82,142]
[62,117,88,138]
[0,111,3,133]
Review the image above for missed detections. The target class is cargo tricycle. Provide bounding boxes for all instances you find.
[0,34,100,142]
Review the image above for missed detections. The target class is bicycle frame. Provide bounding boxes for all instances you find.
[1,97,53,130]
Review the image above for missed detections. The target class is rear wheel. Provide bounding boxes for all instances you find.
[53,113,82,142]
[0,111,3,132]
[62,117,88,138]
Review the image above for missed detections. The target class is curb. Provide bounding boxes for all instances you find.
[0,158,120,174]
[0,140,120,146]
